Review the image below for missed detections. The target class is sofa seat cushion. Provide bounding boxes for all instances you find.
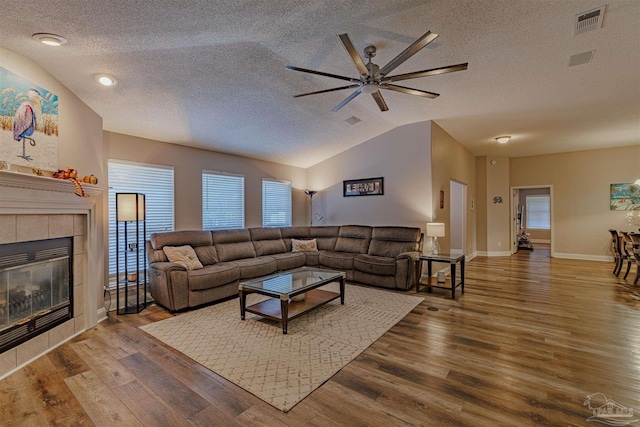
[354,254,396,276]
[232,256,277,279]
[270,252,306,271]
[188,262,239,291]
[319,251,357,271]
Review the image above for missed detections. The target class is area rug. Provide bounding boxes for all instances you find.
[140,283,423,412]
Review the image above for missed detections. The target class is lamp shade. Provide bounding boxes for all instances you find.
[116,193,145,222]
[426,222,445,237]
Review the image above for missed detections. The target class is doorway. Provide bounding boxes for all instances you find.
[510,185,554,256]
[450,180,467,254]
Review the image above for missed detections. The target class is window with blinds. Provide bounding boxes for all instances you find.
[526,195,550,230]
[262,179,292,227]
[108,160,174,279]
[202,171,245,230]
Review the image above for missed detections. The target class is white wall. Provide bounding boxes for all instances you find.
[307,121,432,231]
[104,131,309,229]
[510,146,640,260]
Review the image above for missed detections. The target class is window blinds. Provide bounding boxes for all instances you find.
[526,195,550,230]
[262,179,292,227]
[202,171,245,230]
[108,160,174,278]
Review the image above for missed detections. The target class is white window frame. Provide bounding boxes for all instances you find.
[108,159,174,280]
[202,171,245,230]
[525,195,550,230]
[262,178,292,228]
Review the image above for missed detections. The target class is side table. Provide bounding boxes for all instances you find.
[417,253,465,299]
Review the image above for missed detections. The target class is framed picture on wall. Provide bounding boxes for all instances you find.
[343,177,384,197]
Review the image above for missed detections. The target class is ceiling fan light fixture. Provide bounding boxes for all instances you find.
[94,73,117,87]
[495,135,511,144]
[360,83,379,94]
[32,33,67,46]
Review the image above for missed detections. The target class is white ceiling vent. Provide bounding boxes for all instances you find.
[574,5,606,35]
[568,50,595,67]
[344,116,361,125]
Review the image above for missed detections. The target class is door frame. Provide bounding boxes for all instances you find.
[510,185,554,256]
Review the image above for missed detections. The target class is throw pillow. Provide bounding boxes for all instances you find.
[291,238,318,252]
[163,245,204,270]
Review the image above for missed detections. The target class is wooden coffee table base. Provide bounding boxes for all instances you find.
[241,287,344,334]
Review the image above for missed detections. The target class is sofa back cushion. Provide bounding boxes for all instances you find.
[368,226,422,257]
[249,227,286,256]
[335,225,372,254]
[281,227,311,251]
[212,229,257,261]
[148,230,217,265]
[309,226,340,251]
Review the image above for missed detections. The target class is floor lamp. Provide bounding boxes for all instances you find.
[116,193,147,314]
[305,190,317,226]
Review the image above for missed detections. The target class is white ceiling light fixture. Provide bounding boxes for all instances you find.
[32,33,67,46]
[495,136,511,144]
[94,73,117,87]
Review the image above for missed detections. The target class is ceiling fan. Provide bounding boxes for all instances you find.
[285,31,468,112]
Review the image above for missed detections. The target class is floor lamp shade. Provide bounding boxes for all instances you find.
[116,193,145,221]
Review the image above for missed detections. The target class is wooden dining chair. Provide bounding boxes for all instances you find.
[629,233,640,285]
[609,229,625,276]
[621,232,636,279]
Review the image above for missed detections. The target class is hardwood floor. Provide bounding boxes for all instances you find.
[2,246,639,426]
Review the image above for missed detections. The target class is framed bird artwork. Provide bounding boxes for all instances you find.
[0,66,59,171]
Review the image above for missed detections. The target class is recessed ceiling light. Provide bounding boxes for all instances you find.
[495,135,511,144]
[32,33,67,46]
[94,73,117,87]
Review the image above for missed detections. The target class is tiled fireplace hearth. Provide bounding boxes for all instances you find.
[0,171,104,379]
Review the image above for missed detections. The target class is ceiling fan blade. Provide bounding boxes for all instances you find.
[293,84,361,98]
[332,88,362,112]
[375,31,439,79]
[338,34,369,76]
[382,84,439,99]
[382,63,469,83]
[285,65,360,83]
[371,91,389,112]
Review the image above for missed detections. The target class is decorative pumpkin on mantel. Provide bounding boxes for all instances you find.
[82,174,98,185]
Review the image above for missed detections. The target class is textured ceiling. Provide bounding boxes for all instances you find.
[1,0,638,168]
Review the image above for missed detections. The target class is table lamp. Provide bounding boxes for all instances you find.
[426,223,445,255]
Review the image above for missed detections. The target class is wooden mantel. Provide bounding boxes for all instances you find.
[0,170,106,197]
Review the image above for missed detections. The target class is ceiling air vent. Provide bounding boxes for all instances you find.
[344,116,361,125]
[568,50,595,67]
[574,5,606,35]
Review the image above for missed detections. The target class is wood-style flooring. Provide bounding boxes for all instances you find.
[1,245,639,426]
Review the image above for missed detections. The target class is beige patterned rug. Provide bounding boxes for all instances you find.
[140,283,423,412]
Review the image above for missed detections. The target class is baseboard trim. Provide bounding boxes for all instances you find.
[476,250,512,257]
[0,327,86,382]
[530,239,551,243]
[552,252,613,262]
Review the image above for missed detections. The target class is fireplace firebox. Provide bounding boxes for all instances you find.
[0,237,73,354]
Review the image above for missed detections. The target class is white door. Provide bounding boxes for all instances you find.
[450,180,467,254]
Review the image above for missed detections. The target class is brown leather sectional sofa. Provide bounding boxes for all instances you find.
[146,225,423,311]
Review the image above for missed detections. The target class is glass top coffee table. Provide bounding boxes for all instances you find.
[238,267,345,334]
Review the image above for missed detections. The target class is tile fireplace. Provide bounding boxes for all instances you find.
[0,237,73,354]
[0,171,104,380]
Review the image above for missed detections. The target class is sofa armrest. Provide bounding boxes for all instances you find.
[396,251,420,261]
[148,262,189,311]
[150,261,186,273]
[395,251,421,290]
